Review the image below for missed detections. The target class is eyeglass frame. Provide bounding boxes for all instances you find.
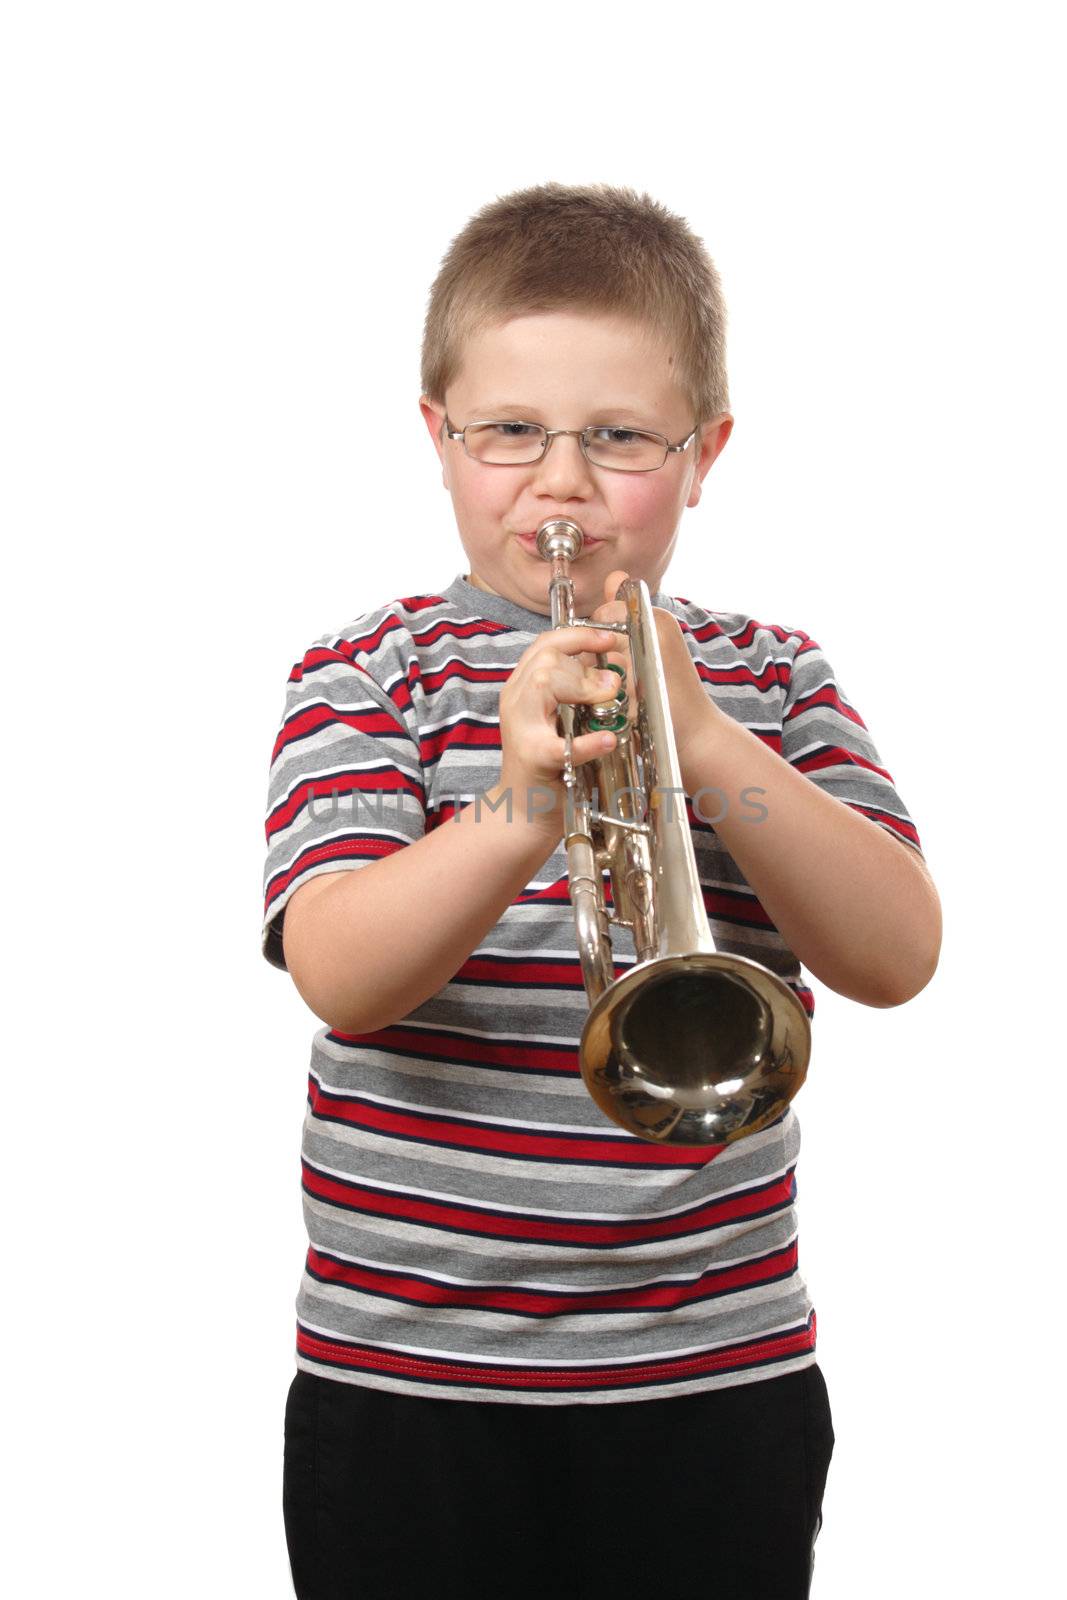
[442,415,699,474]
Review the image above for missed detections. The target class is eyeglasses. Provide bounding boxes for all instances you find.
[443,417,698,473]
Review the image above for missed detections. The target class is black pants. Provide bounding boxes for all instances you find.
[283,1364,835,1600]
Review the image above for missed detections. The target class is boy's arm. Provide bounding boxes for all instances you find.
[588,578,938,1011]
[680,715,941,1008]
[278,622,619,1035]
[282,788,559,1035]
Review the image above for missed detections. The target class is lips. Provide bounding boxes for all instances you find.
[516,531,603,551]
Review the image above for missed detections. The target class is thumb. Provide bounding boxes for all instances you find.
[603,569,630,605]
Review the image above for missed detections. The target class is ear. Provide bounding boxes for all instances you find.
[419,396,451,487]
[686,414,734,510]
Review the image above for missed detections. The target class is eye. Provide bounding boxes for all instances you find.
[588,427,644,446]
[491,422,542,438]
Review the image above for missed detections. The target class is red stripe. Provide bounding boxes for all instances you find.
[334,618,407,658]
[412,618,509,647]
[449,952,637,986]
[721,618,799,651]
[301,1161,792,1245]
[702,885,776,929]
[295,1314,817,1391]
[272,703,408,765]
[329,1025,580,1076]
[421,722,502,762]
[421,660,511,693]
[792,743,891,782]
[307,1080,716,1166]
[786,683,867,730]
[515,880,572,903]
[454,954,584,987]
[266,768,423,839]
[288,644,381,685]
[682,619,724,643]
[695,660,781,692]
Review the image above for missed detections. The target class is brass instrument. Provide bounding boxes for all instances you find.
[536,517,811,1146]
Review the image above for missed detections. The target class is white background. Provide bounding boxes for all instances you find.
[3,2,1062,1595]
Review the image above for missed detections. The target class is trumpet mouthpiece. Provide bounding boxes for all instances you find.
[535,519,584,562]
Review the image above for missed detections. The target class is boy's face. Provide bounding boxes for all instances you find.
[420,311,732,617]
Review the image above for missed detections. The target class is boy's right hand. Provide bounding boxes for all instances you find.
[496,626,622,831]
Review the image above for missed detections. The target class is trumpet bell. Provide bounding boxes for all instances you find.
[579,952,811,1146]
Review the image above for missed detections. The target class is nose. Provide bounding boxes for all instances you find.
[532,431,595,500]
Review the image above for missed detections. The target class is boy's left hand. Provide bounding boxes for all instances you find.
[588,569,728,790]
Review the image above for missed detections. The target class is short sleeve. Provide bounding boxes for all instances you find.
[780,632,923,856]
[261,642,427,971]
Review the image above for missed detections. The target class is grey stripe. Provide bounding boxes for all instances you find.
[296,1280,813,1361]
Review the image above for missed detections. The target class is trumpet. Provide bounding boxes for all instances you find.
[536,517,811,1146]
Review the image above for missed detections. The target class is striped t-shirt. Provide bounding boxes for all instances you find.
[262,573,922,1404]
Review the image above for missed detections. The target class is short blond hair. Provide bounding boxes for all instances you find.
[421,182,730,424]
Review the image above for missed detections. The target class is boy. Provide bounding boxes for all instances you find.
[263,183,941,1600]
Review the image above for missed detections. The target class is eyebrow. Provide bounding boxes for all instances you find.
[472,402,659,426]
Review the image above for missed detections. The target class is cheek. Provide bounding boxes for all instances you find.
[460,467,522,520]
[610,476,682,533]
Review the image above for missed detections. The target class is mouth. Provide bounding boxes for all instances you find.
[515,531,604,554]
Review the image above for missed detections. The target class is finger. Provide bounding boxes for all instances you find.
[549,664,624,707]
[563,630,620,675]
[534,626,616,657]
[569,728,618,767]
